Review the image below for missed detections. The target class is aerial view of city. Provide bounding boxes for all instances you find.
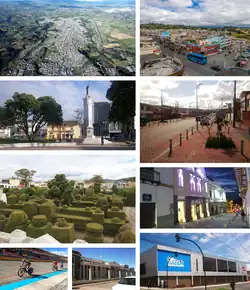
[141,0,250,76]
[0,0,135,76]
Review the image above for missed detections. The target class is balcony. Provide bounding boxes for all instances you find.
[140,168,160,184]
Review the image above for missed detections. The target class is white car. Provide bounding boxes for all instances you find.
[112,276,136,290]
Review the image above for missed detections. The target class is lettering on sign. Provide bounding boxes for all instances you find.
[167,257,184,267]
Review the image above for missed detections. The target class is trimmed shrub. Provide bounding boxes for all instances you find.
[92,209,104,225]
[19,193,28,202]
[4,210,30,233]
[71,201,95,208]
[75,194,81,201]
[38,200,56,221]
[58,207,93,218]
[0,214,6,231]
[124,190,135,207]
[205,134,236,149]
[62,204,68,208]
[0,201,7,208]
[118,224,132,233]
[85,188,94,196]
[52,213,91,230]
[104,218,125,236]
[96,197,109,207]
[84,223,104,243]
[107,207,126,220]
[111,199,123,209]
[27,215,52,238]
[51,218,75,243]
[113,229,135,243]
[7,194,17,205]
[23,201,38,220]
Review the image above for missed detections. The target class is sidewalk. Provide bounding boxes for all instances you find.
[156,123,249,163]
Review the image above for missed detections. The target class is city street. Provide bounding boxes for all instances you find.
[74,281,118,290]
[140,118,197,162]
[140,282,250,290]
[141,41,250,76]
[176,213,249,228]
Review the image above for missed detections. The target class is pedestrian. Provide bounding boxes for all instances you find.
[230,281,235,290]
[241,209,246,222]
[101,136,104,146]
[147,280,151,288]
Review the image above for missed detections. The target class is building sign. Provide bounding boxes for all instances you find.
[168,257,184,267]
[142,194,152,202]
[157,250,191,272]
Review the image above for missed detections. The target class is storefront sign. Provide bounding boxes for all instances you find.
[142,194,152,202]
[157,250,191,272]
[168,257,184,267]
[191,199,203,205]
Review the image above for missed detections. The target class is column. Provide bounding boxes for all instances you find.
[108,268,111,279]
[89,266,92,281]
[119,270,121,278]
[176,276,179,286]
[191,276,194,286]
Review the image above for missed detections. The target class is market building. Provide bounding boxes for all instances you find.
[140,244,248,288]
[140,168,210,228]
[207,180,227,215]
[72,251,135,282]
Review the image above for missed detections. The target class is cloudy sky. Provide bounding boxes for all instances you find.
[141,0,250,26]
[141,233,250,268]
[0,154,135,181]
[0,81,111,121]
[140,80,250,109]
[43,248,68,258]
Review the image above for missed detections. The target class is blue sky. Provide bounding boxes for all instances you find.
[141,233,250,266]
[73,248,135,268]
[42,248,68,257]
[0,154,136,181]
[141,0,250,26]
[0,81,111,121]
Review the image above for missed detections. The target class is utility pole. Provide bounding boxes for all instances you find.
[161,91,163,121]
[233,80,236,128]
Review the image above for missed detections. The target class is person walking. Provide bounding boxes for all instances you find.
[241,209,246,222]
[230,281,235,290]
[101,136,104,146]
[147,280,151,288]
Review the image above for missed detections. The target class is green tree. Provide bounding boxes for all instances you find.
[112,184,119,195]
[89,175,104,194]
[15,168,36,187]
[106,81,135,138]
[4,93,63,141]
[0,107,12,127]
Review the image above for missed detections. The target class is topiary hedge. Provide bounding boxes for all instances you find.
[113,229,135,243]
[107,207,126,220]
[58,207,94,218]
[26,215,52,238]
[4,210,30,233]
[7,194,18,205]
[51,218,76,243]
[23,201,38,219]
[92,209,104,225]
[71,201,95,208]
[19,193,28,202]
[104,218,125,236]
[38,200,56,221]
[84,223,104,243]
[0,214,6,231]
[52,213,92,230]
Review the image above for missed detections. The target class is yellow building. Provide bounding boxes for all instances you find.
[47,121,81,140]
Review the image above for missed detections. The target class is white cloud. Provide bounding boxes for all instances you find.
[141,0,250,25]
[0,154,136,181]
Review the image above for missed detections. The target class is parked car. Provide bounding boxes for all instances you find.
[210,65,221,71]
[200,116,210,126]
[196,116,201,121]
[112,276,136,290]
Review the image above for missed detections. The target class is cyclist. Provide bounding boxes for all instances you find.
[52,261,58,270]
[21,259,31,270]
[60,261,64,269]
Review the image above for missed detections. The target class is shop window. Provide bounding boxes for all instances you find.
[190,174,196,191]
[196,259,198,271]
[197,178,201,192]
[140,263,146,275]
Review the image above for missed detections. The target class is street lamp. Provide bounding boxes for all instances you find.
[196,83,203,130]
[175,234,207,290]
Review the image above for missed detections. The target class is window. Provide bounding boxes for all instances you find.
[178,169,184,187]
[197,177,202,192]
[190,174,196,191]
[140,263,146,275]
[119,278,136,285]
[196,259,198,271]
[228,261,237,272]
[203,257,217,271]
[217,259,228,272]
[205,182,208,192]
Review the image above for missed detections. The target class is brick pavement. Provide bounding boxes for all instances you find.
[156,123,250,163]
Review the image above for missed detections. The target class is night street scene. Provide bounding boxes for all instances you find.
[141,1,250,76]
[140,233,250,289]
[72,248,135,290]
[140,167,250,229]
[140,80,250,163]
[0,80,135,150]
[0,153,135,243]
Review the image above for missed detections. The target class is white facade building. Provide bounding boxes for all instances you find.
[207,180,227,215]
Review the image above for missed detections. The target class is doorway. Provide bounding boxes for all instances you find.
[178,201,186,223]
[140,203,155,228]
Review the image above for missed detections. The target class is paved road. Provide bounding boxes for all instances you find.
[75,281,118,290]
[0,261,68,286]
[141,282,250,290]
[176,213,249,229]
[140,118,197,162]
[0,145,135,150]
[124,207,136,230]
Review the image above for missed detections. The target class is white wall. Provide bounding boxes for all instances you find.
[154,168,174,186]
[141,246,157,278]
